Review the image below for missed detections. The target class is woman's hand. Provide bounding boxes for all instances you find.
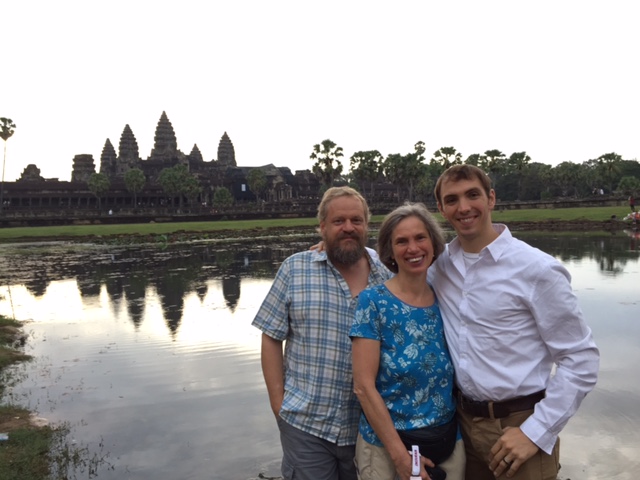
[391,450,435,480]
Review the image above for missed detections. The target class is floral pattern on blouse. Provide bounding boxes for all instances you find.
[350,283,456,446]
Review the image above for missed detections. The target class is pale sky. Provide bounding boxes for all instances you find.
[3,0,639,182]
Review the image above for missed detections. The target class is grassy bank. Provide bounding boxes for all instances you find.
[0,317,30,371]
[0,206,633,243]
[0,315,51,478]
[0,315,112,479]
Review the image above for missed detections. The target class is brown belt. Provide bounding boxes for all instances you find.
[455,388,546,419]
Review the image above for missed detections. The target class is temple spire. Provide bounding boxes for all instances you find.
[149,111,178,161]
[217,131,236,167]
[71,154,96,183]
[100,139,117,179]
[118,124,140,161]
[189,144,204,163]
[117,124,141,176]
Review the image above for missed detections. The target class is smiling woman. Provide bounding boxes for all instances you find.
[350,203,465,480]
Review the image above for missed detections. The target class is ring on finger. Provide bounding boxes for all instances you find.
[502,458,513,466]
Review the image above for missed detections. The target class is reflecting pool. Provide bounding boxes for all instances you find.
[0,230,638,479]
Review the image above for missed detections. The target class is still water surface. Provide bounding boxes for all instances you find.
[0,230,638,479]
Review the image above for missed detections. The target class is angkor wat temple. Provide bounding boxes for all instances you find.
[1,112,322,216]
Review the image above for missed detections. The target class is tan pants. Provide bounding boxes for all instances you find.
[354,433,466,480]
[458,407,560,480]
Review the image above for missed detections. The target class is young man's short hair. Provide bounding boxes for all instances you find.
[434,165,492,205]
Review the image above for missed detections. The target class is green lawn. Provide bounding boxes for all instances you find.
[0,206,631,242]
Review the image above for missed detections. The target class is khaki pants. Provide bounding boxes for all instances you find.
[354,433,465,480]
[458,407,560,480]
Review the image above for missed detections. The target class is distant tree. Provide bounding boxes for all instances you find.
[382,153,405,200]
[617,159,640,179]
[430,146,462,175]
[415,174,435,203]
[582,158,603,194]
[124,168,146,207]
[87,173,110,209]
[519,162,552,201]
[595,152,623,194]
[0,117,17,214]
[342,171,361,191]
[405,141,428,202]
[158,166,183,208]
[350,150,383,198]
[158,164,199,209]
[183,175,202,207]
[550,162,583,197]
[506,151,531,174]
[310,139,344,187]
[0,118,15,142]
[617,175,640,195]
[212,186,234,208]
[465,153,485,167]
[382,142,427,201]
[247,168,268,202]
[506,151,532,199]
[483,149,507,176]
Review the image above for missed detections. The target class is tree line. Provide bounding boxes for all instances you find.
[88,141,640,209]
[311,139,640,203]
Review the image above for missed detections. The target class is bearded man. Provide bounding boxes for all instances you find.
[253,186,392,480]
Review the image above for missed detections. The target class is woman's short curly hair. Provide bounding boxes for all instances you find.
[377,202,445,274]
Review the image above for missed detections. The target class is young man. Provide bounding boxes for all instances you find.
[252,186,392,480]
[431,165,600,480]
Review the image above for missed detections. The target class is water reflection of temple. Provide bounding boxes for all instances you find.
[1,237,638,340]
[222,275,240,311]
[0,243,299,336]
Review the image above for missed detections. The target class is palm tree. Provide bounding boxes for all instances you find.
[310,139,344,187]
[87,173,111,210]
[0,117,17,215]
[247,168,268,203]
[431,146,462,174]
[596,152,622,194]
[124,168,146,207]
[350,150,383,198]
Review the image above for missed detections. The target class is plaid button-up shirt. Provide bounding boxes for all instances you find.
[252,249,392,445]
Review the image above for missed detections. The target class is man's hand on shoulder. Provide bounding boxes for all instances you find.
[488,427,539,478]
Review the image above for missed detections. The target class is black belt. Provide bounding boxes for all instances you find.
[455,387,546,419]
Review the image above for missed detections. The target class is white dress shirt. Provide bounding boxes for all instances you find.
[429,224,599,454]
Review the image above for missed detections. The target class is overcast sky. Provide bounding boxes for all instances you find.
[3,1,639,182]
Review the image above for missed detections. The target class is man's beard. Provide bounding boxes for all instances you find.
[326,233,366,266]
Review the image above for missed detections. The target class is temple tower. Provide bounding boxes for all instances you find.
[189,144,204,164]
[149,111,179,163]
[217,132,236,167]
[99,139,118,179]
[71,154,96,183]
[18,164,44,182]
[117,124,141,176]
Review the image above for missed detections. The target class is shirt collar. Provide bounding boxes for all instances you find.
[447,223,512,262]
[311,249,328,262]
[312,248,387,278]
